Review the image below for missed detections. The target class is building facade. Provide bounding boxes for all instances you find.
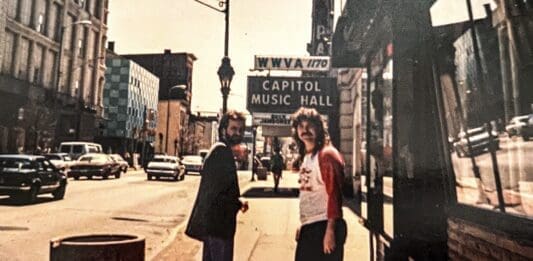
[98,53,159,160]
[332,0,532,259]
[122,50,196,156]
[0,0,109,153]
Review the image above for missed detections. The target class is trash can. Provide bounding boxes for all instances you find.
[50,234,145,261]
[257,166,268,180]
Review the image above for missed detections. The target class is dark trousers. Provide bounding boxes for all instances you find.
[295,219,347,261]
[202,236,234,261]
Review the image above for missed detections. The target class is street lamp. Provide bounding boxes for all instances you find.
[218,57,235,114]
[166,85,187,154]
[194,0,234,114]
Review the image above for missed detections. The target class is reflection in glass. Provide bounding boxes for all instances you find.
[432,1,532,218]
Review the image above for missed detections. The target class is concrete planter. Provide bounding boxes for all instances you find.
[50,234,145,261]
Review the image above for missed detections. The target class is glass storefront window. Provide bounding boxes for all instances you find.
[431,1,533,219]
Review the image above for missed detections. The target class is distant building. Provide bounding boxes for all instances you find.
[98,48,159,160]
[0,0,109,153]
[121,49,197,156]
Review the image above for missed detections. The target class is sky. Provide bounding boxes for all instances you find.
[107,0,343,115]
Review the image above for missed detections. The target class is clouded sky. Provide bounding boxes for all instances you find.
[107,0,337,114]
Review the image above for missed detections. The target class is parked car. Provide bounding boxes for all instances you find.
[505,114,533,141]
[58,142,103,160]
[69,153,121,180]
[43,153,74,171]
[181,155,203,174]
[260,156,271,171]
[145,155,185,181]
[109,154,129,173]
[453,126,500,157]
[0,155,67,203]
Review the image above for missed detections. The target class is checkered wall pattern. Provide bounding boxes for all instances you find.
[104,57,159,142]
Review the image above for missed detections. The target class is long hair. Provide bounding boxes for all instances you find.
[291,107,327,159]
[218,110,246,141]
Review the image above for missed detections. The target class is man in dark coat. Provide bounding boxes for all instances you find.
[185,110,249,261]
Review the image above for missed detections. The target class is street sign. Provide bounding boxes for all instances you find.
[254,56,330,71]
[247,76,338,114]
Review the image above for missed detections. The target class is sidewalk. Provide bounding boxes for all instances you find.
[153,171,370,261]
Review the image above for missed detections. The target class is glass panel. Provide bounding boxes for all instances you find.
[431,1,533,219]
[360,71,369,221]
[382,60,394,237]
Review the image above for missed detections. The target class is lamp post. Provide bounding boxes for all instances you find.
[194,0,234,114]
[53,20,92,142]
[165,85,187,154]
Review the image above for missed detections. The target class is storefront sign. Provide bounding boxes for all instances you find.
[247,76,337,114]
[254,56,330,71]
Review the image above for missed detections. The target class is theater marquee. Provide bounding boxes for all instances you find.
[246,76,338,114]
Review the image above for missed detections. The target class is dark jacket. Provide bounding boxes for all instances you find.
[185,142,242,240]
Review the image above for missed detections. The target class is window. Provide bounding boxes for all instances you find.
[2,31,15,74]
[19,0,31,25]
[7,0,18,19]
[17,37,30,80]
[36,13,44,33]
[431,1,533,219]
[72,145,83,154]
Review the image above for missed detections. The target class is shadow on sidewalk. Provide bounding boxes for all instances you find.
[242,187,300,198]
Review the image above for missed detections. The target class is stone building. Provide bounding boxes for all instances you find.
[97,49,159,162]
[122,50,196,156]
[0,0,109,153]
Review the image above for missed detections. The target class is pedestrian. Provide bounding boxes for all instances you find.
[270,147,284,193]
[185,110,249,261]
[252,154,262,181]
[291,107,347,261]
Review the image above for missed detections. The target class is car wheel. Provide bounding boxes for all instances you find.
[52,182,66,200]
[24,185,39,203]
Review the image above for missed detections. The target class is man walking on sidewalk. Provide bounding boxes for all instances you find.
[185,110,249,261]
[291,107,347,261]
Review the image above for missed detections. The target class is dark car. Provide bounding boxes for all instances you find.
[110,154,129,173]
[453,126,500,157]
[0,155,67,203]
[69,153,121,180]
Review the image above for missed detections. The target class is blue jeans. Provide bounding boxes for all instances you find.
[202,236,234,261]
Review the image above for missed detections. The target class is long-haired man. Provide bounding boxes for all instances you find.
[291,107,347,261]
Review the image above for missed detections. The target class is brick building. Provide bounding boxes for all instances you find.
[0,0,109,153]
[122,50,196,156]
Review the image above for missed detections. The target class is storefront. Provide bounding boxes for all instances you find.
[333,0,532,259]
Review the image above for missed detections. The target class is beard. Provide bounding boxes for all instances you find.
[226,134,243,145]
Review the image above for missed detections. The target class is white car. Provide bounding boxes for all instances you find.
[44,153,74,171]
[145,155,185,181]
[181,155,204,174]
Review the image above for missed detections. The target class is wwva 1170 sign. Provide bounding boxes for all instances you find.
[247,76,338,114]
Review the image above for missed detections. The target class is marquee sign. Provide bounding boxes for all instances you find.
[247,76,338,114]
[254,56,330,72]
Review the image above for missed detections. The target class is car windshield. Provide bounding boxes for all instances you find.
[182,156,202,163]
[152,157,175,163]
[0,158,33,169]
[46,155,62,160]
[79,155,106,162]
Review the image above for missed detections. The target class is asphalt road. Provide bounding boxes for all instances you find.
[0,170,251,261]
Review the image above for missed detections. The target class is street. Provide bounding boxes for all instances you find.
[0,170,251,261]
